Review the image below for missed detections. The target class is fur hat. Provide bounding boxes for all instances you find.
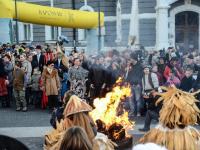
[64,95,92,117]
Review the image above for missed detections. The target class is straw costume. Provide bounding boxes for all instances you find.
[139,86,200,150]
[44,95,115,150]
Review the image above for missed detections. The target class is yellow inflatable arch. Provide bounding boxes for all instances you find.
[0,0,104,29]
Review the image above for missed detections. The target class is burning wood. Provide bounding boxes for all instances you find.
[90,78,134,147]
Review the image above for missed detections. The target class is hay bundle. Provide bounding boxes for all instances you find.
[139,87,200,150]
[156,87,200,128]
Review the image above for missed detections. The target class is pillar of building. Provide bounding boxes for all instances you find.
[116,0,122,45]
[0,19,12,44]
[129,0,139,47]
[156,0,170,50]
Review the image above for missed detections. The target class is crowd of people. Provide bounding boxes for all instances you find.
[1,42,200,149]
[0,43,200,112]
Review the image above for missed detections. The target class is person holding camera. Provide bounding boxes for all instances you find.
[141,65,159,115]
[139,65,161,132]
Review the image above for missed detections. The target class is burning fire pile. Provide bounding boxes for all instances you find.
[90,78,134,145]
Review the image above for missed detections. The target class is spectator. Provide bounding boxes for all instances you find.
[0,58,9,108]
[54,50,68,79]
[3,54,13,107]
[166,69,181,87]
[157,57,166,83]
[32,45,45,72]
[89,56,106,99]
[141,65,159,116]
[126,53,143,117]
[180,67,195,92]
[164,57,183,80]
[13,61,27,111]
[20,53,32,105]
[31,68,42,108]
[41,61,60,112]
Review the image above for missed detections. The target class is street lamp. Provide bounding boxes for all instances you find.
[98,0,101,52]
[15,0,19,44]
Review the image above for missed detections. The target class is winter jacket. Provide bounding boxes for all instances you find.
[22,60,32,86]
[41,68,60,96]
[4,62,13,87]
[180,76,195,92]
[13,68,25,91]
[126,62,143,85]
[31,73,41,91]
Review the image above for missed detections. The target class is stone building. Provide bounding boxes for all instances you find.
[1,0,200,51]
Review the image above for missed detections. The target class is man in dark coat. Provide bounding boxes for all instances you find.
[54,52,68,79]
[180,67,195,92]
[89,56,106,99]
[32,45,45,73]
[126,53,143,117]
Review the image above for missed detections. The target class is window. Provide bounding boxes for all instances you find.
[50,26,58,40]
[24,24,31,41]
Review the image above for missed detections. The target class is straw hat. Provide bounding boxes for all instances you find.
[64,95,92,117]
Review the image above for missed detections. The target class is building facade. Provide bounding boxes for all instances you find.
[5,0,200,51]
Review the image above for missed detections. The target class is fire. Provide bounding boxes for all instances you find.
[90,78,134,141]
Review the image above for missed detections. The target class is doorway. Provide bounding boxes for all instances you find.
[175,11,199,50]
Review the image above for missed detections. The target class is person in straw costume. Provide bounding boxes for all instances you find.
[139,86,200,150]
[44,95,115,150]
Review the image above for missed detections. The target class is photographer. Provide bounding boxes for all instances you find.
[141,65,159,115]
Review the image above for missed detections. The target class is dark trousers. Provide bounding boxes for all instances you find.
[7,86,13,106]
[48,95,58,110]
[143,110,159,129]
[91,85,102,99]
[32,91,42,108]
[25,87,32,105]
[0,95,8,107]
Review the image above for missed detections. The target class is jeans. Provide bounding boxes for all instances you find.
[129,84,142,116]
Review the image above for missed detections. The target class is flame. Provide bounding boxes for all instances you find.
[90,78,134,140]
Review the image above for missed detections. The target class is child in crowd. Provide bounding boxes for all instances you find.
[61,72,69,101]
[180,67,195,92]
[13,61,27,112]
[166,70,180,87]
[31,68,42,108]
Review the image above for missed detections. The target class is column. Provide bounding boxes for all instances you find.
[0,19,12,44]
[115,0,122,45]
[156,0,170,50]
[129,0,139,46]
[199,14,200,50]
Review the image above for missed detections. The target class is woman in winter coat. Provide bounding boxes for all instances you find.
[41,61,60,112]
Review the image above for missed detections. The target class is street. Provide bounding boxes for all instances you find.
[0,105,150,150]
